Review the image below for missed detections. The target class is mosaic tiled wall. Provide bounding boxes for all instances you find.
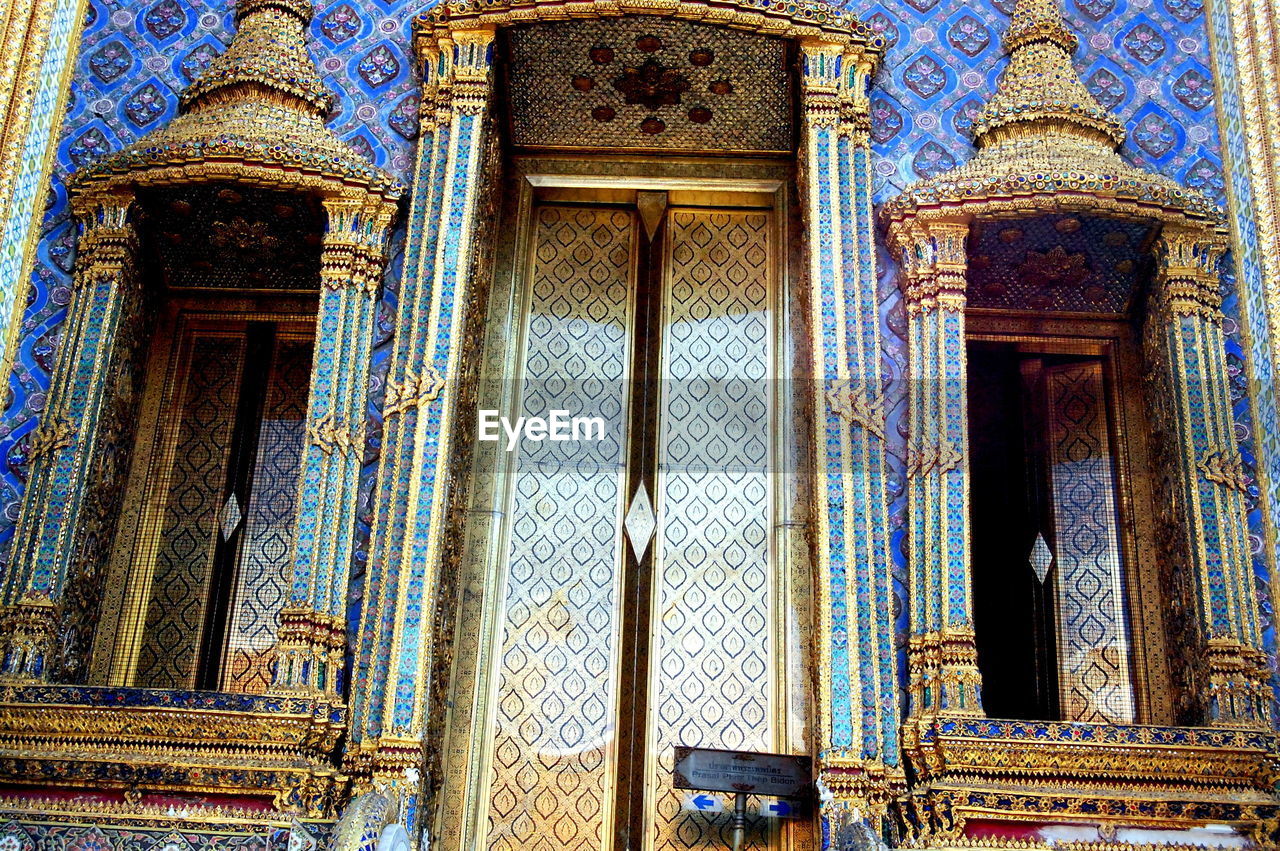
[0,0,1272,707]
[0,818,308,850]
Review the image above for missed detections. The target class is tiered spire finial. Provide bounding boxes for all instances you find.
[881,0,1217,225]
[969,0,1125,150]
[180,0,333,117]
[76,0,399,198]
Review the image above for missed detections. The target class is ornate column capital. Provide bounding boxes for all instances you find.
[67,190,137,278]
[839,52,875,143]
[1154,223,1228,316]
[417,25,496,121]
[891,219,971,309]
[68,188,134,225]
[319,193,397,296]
[798,38,844,127]
[0,595,57,682]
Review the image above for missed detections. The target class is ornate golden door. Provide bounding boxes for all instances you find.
[440,182,811,851]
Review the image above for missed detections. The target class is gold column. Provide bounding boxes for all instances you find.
[1148,223,1271,727]
[0,189,137,682]
[892,219,983,720]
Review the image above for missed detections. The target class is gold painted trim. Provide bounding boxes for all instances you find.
[416,0,884,61]
[523,174,786,193]
[448,172,529,849]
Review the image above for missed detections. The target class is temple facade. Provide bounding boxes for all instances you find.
[0,0,1279,847]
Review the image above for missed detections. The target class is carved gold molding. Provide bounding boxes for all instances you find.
[415,0,885,57]
[0,686,347,817]
[898,716,1280,846]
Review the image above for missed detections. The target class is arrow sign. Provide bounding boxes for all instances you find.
[758,799,799,819]
[682,793,724,814]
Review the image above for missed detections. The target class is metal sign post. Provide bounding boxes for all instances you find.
[730,790,748,851]
[672,747,813,851]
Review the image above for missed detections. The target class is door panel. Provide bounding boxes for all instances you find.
[1044,360,1135,723]
[136,332,247,689]
[646,209,776,851]
[486,206,639,850]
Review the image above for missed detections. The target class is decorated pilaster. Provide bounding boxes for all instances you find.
[0,0,87,392]
[891,220,982,720]
[345,22,497,830]
[274,192,397,697]
[0,190,137,682]
[1148,224,1271,727]
[797,36,901,834]
[1204,0,1280,616]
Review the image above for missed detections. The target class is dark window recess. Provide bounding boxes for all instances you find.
[968,344,1137,723]
[132,318,313,693]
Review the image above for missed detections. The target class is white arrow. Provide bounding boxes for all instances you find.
[759,799,798,818]
[682,792,724,813]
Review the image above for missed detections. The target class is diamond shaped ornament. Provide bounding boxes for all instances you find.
[1029,532,1053,584]
[220,493,243,540]
[624,482,657,563]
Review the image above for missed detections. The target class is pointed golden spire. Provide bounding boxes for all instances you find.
[881,0,1218,230]
[180,0,333,118]
[78,0,398,198]
[970,0,1125,150]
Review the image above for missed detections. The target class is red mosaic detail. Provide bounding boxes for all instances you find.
[640,117,666,134]
[689,48,714,66]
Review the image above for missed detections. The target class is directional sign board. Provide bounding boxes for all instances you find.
[681,792,725,814]
[672,747,812,798]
